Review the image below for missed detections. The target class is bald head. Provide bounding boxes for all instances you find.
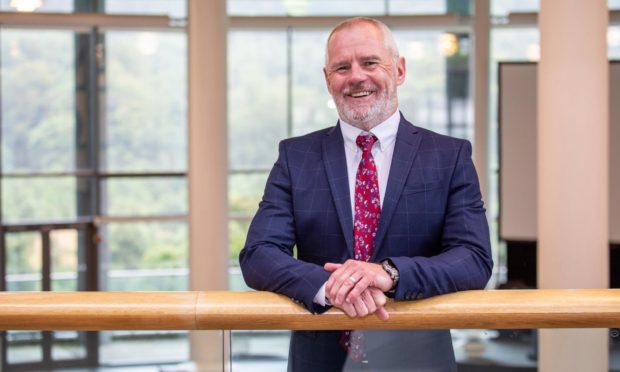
[325,17,400,66]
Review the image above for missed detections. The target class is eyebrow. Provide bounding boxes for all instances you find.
[328,54,383,69]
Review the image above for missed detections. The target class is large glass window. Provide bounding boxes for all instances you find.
[227,0,469,16]
[1,10,189,372]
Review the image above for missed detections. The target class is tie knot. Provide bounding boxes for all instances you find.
[356,134,377,154]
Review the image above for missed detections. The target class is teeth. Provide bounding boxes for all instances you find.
[350,91,371,97]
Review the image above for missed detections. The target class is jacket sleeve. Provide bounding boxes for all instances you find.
[389,140,493,301]
[239,140,331,314]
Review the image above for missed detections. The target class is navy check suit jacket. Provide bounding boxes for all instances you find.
[240,114,493,314]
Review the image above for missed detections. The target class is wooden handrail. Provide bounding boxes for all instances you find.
[1,289,619,331]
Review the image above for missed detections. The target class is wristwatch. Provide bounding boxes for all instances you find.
[381,259,400,291]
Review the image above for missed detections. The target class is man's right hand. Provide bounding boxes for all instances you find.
[328,286,389,320]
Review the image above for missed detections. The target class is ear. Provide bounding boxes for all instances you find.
[323,67,332,94]
[395,56,406,86]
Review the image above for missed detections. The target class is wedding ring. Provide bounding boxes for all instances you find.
[348,276,357,284]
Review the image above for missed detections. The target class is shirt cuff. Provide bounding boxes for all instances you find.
[313,282,330,306]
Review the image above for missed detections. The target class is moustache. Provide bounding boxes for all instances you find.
[342,83,378,96]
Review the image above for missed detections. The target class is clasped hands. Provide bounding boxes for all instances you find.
[324,259,393,321]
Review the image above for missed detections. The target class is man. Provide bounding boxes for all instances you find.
[240,17,493,371]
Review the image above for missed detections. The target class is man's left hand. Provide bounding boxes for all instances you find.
[324,259,393,308]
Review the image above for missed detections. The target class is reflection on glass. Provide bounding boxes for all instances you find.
[228,329,544,370]
[394,30,472,141]
[99,221,189,365]
[490,0,539,17]
[5,232,43,364]
[51,229,78,291]
[99,330,189,365]
[103,221,188,291]
[227,0,384,16]
[0,0,72,12]
[5,232,42,291]
[1,29,75,173]
[228,173,269,215]
[488,27,539,235]
[105,0,186,18]
[52,331,86,361]
[1,177,77,222]
[228,31,287,170]
[229,219,251,265]
[291,30,333,136]
[390,0,470,15]
[6,330,43,364]
[104,31,187,172]
[610,26,620,59]
[231,330,290,371]
[103,177,187,216]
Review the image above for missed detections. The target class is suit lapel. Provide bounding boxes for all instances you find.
[322,124,354,256]
[371,118,422,261]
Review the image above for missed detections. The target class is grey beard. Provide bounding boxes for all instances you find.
[336,89,397,129]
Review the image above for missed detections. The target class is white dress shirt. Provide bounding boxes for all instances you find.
[313,109,401,306]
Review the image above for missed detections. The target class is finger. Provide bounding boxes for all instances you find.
[375,306,389,321]
[340,301,357,318]
[361,290,377,314]
[325,265,352,294]
[333,272,358,305]
[351,295,369,317]
[345,275,372,303]
[330,274,357,304]
[367,287,388,307]
[328,269,357,303]
[324,262,342,272]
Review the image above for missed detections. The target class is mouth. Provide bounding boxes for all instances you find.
[345,90,375,99]
[349,91,373,98]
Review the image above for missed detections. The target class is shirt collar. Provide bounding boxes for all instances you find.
[339,109,400,152]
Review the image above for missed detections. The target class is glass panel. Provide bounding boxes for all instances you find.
[105,0,187,18]
[49,229,88,361]
[228,30,287,171]
[231,330,290,371]
[104,31,187,173]
[103,221,188,291]
[1,176,86,222]
[390,0,471,16]
[103,177,187,216]
[6,330,43,364]
[1,29,76,173]
[52,331,86,361]
[610,26,620,59]
[99,221,189,365]
[291,30,333,136]
[0,0,73,12]
[228,329,544,370]
[5,232,43,364]
[227,0,384,16]
[5,231,42,291]
[229,219,251,266]
[229,173,269,216]
[99,330,189,365]
[489,27,539,238]
[491,0,539,17]
[394,30,472,140]
[51,229,79,291]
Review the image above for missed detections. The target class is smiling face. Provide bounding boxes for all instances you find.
[324,21,406,131]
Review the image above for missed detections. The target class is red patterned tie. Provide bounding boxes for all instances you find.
[353,134,381,262]
[342,134,381,363]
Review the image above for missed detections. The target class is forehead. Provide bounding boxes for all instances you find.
[326,23,389,63]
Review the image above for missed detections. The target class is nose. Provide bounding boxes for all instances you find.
[349,62,367,84]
